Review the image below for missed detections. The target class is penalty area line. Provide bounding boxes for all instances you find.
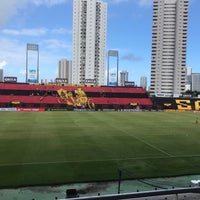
[0,155,200,167]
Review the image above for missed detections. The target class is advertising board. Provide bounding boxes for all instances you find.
[28,69,37,83]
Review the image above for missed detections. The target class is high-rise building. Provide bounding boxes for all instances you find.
[0,69,3,82]
[140,76,147,90]
[72,0,107,85]
[120,71,128,86]
[149,0,189,96]
[185,67,192,91]
[192,73,200,92]
[58,59,72,84]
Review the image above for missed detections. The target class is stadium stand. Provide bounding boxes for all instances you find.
[0,82,152,110]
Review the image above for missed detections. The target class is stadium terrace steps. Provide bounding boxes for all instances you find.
[0,83,146,94]
[0,83,152,109]
[92,98,152,106]
[0,95,62,104]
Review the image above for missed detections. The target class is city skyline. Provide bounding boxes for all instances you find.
[0,0,200,87]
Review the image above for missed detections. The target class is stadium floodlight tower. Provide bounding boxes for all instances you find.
[107,50,119,86]
[26,43,39,83]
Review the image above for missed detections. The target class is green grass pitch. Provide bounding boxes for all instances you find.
[0,111,200,188]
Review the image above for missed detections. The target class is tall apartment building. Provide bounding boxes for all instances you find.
[72,0,107,85]
[0,69,3,82]
[140,76,147,90]
[58,59,72,84]
[192,73,200,92]
[185,67,192,91]
[120,71,128,86]
[149,0,189,96]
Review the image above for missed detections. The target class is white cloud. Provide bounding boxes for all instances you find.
[43,39,71,51]
[137,0,152,7]
[1,28,71,37]
[0,0,68,25]
[0,0,27,25]
[121,53,143,62]
[19,69,26,75]
[32,0,68,7]
[0,38,26,79]
[0,38,25,66]
[51,28,72,35]
[2,28,48,36]
[0,61,7,69]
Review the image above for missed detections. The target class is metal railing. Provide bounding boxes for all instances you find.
[59,187,200,200]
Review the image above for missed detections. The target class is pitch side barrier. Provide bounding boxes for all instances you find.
[153,97,200,111]
[0,108,45,111]
[59,187,200,200]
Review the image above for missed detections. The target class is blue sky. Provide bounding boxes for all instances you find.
[0,0,199,86]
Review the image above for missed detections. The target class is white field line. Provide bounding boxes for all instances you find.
[99,119,173,157]
[0,155,200,168]
[118,128,173,157]
[133,135,173,157]
[0,157,162,167]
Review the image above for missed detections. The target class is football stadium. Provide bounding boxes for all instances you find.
[0,82,200,199]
